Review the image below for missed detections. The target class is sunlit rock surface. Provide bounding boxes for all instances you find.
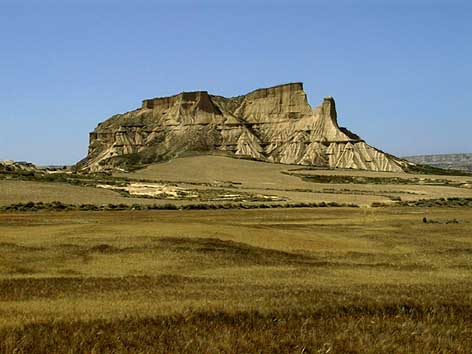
[78,83,406,172]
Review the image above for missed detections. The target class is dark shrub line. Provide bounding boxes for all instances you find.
[0,201,360,212]
[0,170,131,186]
[371,197,472,208]
[284,171,472,187]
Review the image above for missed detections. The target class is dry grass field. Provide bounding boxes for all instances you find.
[118,155,472,205]
[0,180,159,206]
[0,207,471,353]
[118,155,472,186]
[2,156,472,208]
[1,156,472,352]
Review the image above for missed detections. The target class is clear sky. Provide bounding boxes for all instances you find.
[1,0,471,165]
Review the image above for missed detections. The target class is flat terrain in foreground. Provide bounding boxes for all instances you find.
[1,207,471,353]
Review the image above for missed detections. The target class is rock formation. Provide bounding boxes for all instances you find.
[78,83,407,172]
[0,160,39,173]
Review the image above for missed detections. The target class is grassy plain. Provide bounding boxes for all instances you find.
[1,156,472,352]
[0,180,160,206]
[0,207,471,353]
[3,155,472,208]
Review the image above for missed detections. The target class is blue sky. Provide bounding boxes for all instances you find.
[1,0,471,165]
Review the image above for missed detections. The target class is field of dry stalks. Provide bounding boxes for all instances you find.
[0,207,471,353]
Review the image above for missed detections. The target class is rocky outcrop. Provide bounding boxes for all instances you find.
[78,83,407,172]
[0,160,39,173]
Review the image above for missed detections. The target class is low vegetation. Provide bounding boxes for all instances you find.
[372,197,472,208]
[0,207,471,352]
[0,167,129,187]
[286,171,471,188]
[1,291,471,354]
[2,157,472,351]
[404,162,472,176]
[0,200,360,212]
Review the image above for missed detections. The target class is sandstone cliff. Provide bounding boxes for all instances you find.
[78,83,406,172]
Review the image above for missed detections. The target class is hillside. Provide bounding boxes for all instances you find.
[405,153,472,172]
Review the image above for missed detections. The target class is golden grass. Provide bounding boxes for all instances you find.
[118,155,472,182]
[116,155,472,205]
[0,180,157,206]
[0,207,471,352]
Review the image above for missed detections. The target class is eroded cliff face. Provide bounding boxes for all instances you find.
[78,83,406,172]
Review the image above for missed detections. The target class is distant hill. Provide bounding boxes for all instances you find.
[404,154,472,172]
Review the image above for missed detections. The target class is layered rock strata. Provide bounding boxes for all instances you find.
[78,83,406,172]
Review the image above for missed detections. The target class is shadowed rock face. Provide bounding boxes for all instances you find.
[78,83,406,172]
